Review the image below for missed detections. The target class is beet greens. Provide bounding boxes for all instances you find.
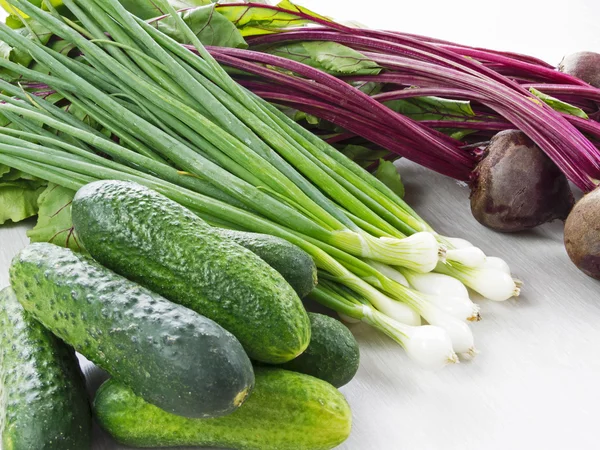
[195,2,600,194]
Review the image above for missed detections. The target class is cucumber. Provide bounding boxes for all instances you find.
[71,180,310,364]
[0,287,91,450]
[214,228,318,298]
[95,367,352,450]
[278,313,360,388]
[9,243,254,419]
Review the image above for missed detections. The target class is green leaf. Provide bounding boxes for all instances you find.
[48,37,75,55]
[0,0,68,21]
[0,164,10,178]
[27,183,84,251]
[5,14,25,29]
[274,0,331,22]
[277,102,335,130]
[216,0,330,37]
[374,160,404,198]
[150,4,247,48]
[1,167,44,183]
[292,109,319,125]
[0,18,53,67]
[384,96,476,121]
[386,96,480,140]
[267,41,380,76]
[118,0,212,20]
[0,165,48,225]
[352,81,382,96]
[337,144,398,169]
[0,160,46,186]
[436,128,478,140]
[529,87,589,119]
[0,179,45,225]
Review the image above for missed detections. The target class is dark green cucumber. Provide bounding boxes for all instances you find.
[9,243,254,419]
[0,287,91,450]
[214,228,317,298]
[278,313,360,387]
[95,367,352,450]
[71,180,310,364]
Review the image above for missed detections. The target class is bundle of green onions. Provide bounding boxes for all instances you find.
[0,0,520,369]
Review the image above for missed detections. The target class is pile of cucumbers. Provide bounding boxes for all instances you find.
[1,180,358,450]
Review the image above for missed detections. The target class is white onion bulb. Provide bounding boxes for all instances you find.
[376,298,421,326]
[467,268,519,301]
[419,304,476,354]
[361,231,440,273]
[386,232,440,273]
[403,270,469,299]
[482,256,511,274]
[403,325,459,370]
[443,237,474,249]
[446,246,487,268]
[425,294,481,322]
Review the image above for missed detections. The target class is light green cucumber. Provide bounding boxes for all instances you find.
[71,180,310,363]
[9,243,254,419]
[95,367,352,450]
[0,287,91,450]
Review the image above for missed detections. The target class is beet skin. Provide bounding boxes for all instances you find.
[559,52,600,88]
[564,188,600,280]
[470,130,574,232]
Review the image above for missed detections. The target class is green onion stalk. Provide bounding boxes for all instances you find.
[3,0,449,270]
[0,0,520,366]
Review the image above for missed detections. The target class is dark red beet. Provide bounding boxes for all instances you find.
[469,130,574,232]
[564,188,600,279]
[559,52,600,88]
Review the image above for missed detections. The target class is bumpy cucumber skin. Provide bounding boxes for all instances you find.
[279,313,360,388]
[95,368,352,450]
[71,180,310,364]
[9,243,254,419]
[214,229,318,298]
[0,287,91,450]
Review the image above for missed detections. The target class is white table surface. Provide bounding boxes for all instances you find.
[2,1,600,450]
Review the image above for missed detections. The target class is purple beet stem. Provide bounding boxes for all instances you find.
[204,3,600,190]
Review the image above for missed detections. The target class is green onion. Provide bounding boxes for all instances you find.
[0,0,521,364]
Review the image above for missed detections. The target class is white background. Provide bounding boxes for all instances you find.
[298,0,600,65]
[1,1,599,64]
[1,1,600,450]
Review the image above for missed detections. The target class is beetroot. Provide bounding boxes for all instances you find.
[469,130,574,232]
[559,52,600,88]
[564,188,600,279]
